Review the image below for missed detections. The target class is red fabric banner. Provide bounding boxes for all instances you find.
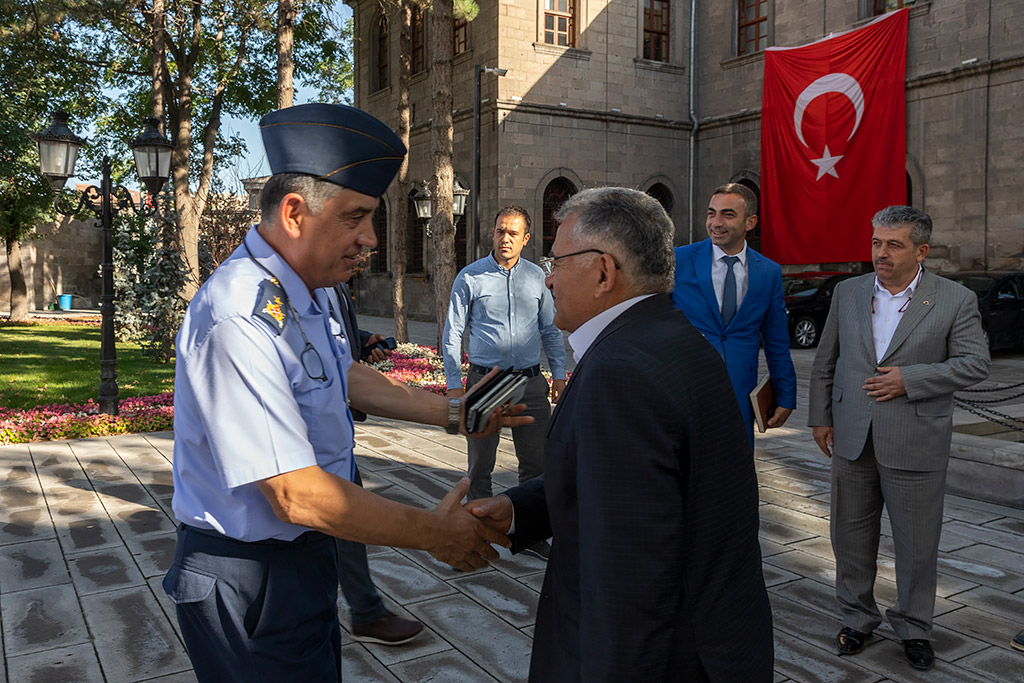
[760,10,908,264]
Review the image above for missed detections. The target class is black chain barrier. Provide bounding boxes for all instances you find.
[953,381,1024,434]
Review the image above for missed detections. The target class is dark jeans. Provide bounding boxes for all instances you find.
[465,368,551,500]
[335,465,389,626]
[164,524,341,682]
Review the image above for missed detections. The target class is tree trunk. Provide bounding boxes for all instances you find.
[277,0,295,109]
[429,0,456,350]
[151,0,165,125]
[391,1,412,343]
[5,236,29,320]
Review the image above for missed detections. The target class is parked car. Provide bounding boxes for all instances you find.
[938,271,1024,350]
[783,272,857,348]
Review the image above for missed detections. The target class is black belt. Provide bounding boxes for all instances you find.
[469,363,541,378]
[180,523,325,548]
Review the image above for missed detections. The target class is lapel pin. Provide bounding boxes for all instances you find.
[923,300,930,306]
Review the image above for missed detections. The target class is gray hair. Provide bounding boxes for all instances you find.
[260,173,345,221]
[872,205,932,246]
[554,187,675,294]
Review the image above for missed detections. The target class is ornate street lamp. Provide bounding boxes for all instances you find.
[452,178,469,218]
[411,181,433,237]
[32,110,174,415]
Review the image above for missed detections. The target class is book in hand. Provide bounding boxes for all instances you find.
[464,367,530,434]
[749,374,776,434]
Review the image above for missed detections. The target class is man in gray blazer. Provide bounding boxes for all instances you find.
[808,206,989,671]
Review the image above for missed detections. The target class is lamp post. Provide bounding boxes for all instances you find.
[32,110,174,415]
[473,65,508,262]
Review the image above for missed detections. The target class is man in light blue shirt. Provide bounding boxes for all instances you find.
[164,104,525,682]
[442,206,567,523]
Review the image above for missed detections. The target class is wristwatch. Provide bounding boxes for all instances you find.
[446,398,461,434]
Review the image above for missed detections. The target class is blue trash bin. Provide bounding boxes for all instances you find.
[59,294,73,311]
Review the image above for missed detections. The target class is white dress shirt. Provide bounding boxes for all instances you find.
[567,294,656,363]
[872,266,923,363]
[711,243,749,313]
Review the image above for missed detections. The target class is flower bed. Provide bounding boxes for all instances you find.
[0,316,101,327]
[369,343,463,395]
[0,344,555,445]
[0,393,175,445]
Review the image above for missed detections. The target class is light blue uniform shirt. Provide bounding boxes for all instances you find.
[441,252,567,390]
[171,227,355,541]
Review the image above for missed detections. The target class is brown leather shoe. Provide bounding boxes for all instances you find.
[836,626,871,655]
[352,613,424,646]
[903,639,934,670]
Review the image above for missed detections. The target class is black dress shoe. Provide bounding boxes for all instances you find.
[1013,629,1024,652]
[903,639,935,670]
[836,626,870,654]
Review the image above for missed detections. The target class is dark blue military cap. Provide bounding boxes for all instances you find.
[259,103,406,198]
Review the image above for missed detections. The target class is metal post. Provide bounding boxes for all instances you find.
[97,156,119,415]
[472,64,483,264]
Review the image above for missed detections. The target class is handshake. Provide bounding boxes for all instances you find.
[425,478,515,572]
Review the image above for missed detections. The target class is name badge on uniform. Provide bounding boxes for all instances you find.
[253,278,289,335]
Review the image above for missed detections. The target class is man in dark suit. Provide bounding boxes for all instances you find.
[671,183,796,444]
[333,282,423,645]
[809,206,990,670]
[470,187,773,682]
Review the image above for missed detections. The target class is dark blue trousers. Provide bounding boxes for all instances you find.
[164,524,341,682]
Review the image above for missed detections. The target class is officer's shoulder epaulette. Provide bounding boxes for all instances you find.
[252,278,289,335]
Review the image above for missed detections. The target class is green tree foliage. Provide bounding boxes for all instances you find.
[66,0,352,297]
[0,1,103,318]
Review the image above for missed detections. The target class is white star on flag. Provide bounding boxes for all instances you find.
[810,145,843,180]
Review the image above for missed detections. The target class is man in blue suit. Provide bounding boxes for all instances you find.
[672,183,796,444]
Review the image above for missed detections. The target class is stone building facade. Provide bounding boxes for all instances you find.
[1,204,105,313]
[344,0,1023,318]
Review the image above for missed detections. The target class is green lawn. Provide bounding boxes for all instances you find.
[0,322,176,411]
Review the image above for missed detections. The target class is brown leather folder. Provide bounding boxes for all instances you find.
[749,375,775,434]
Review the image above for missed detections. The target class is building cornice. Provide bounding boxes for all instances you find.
[698,54,1023,130]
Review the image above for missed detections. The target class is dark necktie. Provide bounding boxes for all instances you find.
[721,255,739,327]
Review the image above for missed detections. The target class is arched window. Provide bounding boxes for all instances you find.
[374,14,389,91]
[371,202,388,272]
[736,178,761,253]
[542,177,578,256]
[646,183,674,214]
[412,8,427,74]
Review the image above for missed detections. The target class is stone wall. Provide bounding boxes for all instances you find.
[0,217,103,312]
[345,0,1024,319]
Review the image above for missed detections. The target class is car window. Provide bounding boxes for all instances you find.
[784,278,822,297]
[995,278,1022,300]
[949,276,995,295]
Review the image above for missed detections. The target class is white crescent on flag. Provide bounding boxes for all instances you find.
[792,73,866,180]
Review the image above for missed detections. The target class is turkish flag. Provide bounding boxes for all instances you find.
[760,9,908,264]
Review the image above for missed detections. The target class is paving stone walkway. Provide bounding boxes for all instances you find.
[2,346,1024,681]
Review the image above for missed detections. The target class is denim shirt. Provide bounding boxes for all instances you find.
[441,252,567,390]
